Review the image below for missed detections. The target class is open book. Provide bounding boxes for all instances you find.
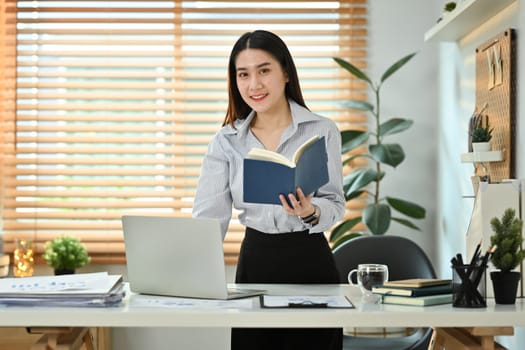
[243,135,329,205]
[245,135,321,168]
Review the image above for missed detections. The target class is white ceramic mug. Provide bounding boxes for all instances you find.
[348,264,389,294]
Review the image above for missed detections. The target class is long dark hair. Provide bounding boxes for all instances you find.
[223,30,307,127]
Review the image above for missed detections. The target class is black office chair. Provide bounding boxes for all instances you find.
[332,235,437,350]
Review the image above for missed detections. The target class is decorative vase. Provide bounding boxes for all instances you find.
[490,271,520,304]
[54,268,75,275]
[472,142,491,152]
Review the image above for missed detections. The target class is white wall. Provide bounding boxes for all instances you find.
[368,0,441,266]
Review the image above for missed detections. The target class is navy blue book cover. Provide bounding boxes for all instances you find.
[372,283,453,297]
[243,136,329,205]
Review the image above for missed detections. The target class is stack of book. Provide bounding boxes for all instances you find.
[372,278,453,306]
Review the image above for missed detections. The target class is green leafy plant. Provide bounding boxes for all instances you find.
[471,127,493,142]
[444,2,457,12]
[43,236,91,271]
[329,53,426,249]
[489,208,525,272]
[470,114,493,143]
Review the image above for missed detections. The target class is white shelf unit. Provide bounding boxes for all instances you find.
[460,150,504,163]
[424,0,517,42]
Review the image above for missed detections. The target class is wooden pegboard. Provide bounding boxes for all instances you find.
[474,28,516,183]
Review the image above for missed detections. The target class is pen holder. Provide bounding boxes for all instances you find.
[452,264,487,308]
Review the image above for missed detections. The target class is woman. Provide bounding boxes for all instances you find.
[192,30,344,350]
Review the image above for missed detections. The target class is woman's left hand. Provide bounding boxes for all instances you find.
[280,187,315,218]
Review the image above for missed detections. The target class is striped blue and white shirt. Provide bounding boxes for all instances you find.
[192,99,345,239]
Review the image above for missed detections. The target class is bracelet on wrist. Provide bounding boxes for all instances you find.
[300,205,320,224]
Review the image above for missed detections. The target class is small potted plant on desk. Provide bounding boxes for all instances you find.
[489,208,525,304]
[43,236,91,275]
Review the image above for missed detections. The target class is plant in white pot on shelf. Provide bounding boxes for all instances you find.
[470,114,493,152]
[489,208,525,304]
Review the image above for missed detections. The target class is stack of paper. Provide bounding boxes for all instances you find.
[0,272,124,307]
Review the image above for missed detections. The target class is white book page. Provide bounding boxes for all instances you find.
[245,148,293,167]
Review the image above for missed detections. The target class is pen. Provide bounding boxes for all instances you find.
[455,253,464,266]
[469,240,482,266]
[473,245,497,287]
[466,240,483,279]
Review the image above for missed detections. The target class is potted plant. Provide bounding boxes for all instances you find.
[437,2,457,23]
[470,113,493,152]
[444,2,457,12]
[329,53,426,249]
[43,236,91,275]
[489,208,525,304]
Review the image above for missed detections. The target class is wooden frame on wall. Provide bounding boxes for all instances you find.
[473,28,516,183]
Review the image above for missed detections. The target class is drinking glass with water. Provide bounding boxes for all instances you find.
[348,264,389,295]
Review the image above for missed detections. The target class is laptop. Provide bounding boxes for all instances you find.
[122,215,265,300]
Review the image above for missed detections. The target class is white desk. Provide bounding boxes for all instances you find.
[0,284,523,329]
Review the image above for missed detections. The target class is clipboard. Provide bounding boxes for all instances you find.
[259,295,354,309]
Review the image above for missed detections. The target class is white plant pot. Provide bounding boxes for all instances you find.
[472,142,491,152]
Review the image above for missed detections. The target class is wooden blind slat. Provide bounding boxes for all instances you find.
[16,17,366,25]
[3,179,196,187]
[8,146,208,154]
[17,39,367,47]
[6,168,203,176]
[16,28,368,36]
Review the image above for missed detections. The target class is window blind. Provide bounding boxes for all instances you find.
[1,0,368,265]
[1,0,17,225]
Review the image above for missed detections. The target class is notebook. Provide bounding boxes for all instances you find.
[122,215,265,300]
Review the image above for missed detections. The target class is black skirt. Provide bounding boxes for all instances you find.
[232,227,343,350]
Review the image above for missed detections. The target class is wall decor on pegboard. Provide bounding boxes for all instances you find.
[472,28,516,183]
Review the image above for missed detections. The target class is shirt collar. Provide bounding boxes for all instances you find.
[225,99,318,140]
